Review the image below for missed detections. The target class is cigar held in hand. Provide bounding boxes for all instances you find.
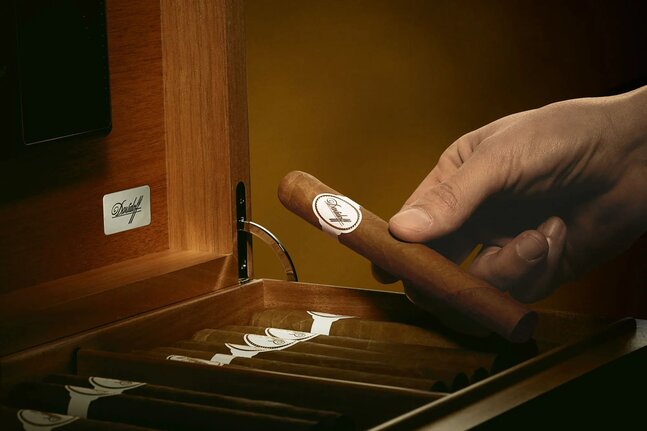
[278,171,537,343]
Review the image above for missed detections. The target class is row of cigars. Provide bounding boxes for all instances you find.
[1,308,545,430]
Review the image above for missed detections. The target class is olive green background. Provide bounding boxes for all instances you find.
[245,0,647,317]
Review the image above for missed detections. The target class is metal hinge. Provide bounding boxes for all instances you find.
[236,182,298,284]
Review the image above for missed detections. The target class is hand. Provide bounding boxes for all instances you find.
[381,86,647,305]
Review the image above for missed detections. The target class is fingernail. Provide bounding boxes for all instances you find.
[540,217,564,239]
[516,234,547,261]
[390,208,432,232]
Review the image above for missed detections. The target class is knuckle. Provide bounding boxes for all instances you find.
[427,182,460,213]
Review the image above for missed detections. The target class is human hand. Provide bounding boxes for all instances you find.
[381,86,647,305]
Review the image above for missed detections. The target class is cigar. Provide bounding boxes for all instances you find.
[77,349,441,430]
[213,325,532,380]
[0,405,154,431]
[187,328,476,387]
[139,347,449,392]
[278,171,537,343]
[176,338,466,390]
[218,325,537,372]
[8,382,326,431]
[44,374,351,428]
[249,308,468,347]
[174,338,422,379]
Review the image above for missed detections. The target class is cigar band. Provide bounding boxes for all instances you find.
[210,353,237,364]
[65,386,117,418]
[166,355,225,367]
[312,193,362,239]
[265,327,319,342]
[17,410,79,431]
[225,334,301,358]
[89,377,146,394]
[308,311,355,335]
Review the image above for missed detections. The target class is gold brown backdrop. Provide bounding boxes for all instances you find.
[246,0,646,318]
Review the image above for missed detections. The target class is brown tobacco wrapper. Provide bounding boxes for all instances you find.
[44,374,350,428]
[222,324,536,372]
[140,347,450,392]
[214,325,534,380]
[278,171,538,343]
[188,328,474,386]
[250,308,464,348]
[0,405,154,431]
[78,349,442,430]
[8,382,325,431]
[176,338,465,391]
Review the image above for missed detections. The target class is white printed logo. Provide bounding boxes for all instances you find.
[103,185,151,235]
[89,377,146,393]
[265,328,319,342]
[312,194,362,237]
[17,410,78,431]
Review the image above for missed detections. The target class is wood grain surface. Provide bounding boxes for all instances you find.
[0,0,168,292]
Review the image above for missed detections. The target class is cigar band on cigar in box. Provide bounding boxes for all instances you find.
[89,377,146,394]
[166,355,225,367]
[17,409,79,431]
[312,194,362,239]
[308,311,355,335]
[65,386,118,418]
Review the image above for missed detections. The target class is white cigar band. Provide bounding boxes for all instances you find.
[65,386,117,418]
[224,333,301,359]
[89,377,146,394]
[312,193,362,239]
[166,355,225,367]
[265,327,319,342]
[308,311,356,335]
[17,409,79,431]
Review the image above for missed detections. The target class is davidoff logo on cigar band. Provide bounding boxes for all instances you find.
[103,185,151,235]
[89,377,146,393]
[312,193,362,237]
[265,327,319,342]
[17,410,79,430]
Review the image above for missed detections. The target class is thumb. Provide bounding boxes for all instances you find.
[389,155,499,242]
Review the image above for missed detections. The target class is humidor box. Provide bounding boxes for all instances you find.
[1,1,645,429]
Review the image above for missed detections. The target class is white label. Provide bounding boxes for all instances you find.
[166,355,224,367]
[210,353,236,364]
[17,410,79,431]
[102,185,151,235]
[89,377,146,394]
[312,193,362,238]
[308,311,355,335]
[265,328,319,342]
[65,386,116,418]
[225,333,302,358]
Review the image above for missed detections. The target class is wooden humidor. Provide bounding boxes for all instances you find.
[1,1,645,429]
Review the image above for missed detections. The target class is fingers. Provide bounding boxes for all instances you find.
[390,151,502,243]
[467,217,567,303]
[468,230,549,289]
[509,217,567,303]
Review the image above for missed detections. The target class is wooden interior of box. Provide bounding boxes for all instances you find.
[0,0,249,357]
[2,278,645,429]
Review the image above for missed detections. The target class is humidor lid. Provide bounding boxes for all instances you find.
[0,0,249,356]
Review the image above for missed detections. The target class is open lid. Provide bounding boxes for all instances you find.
[0,0,249,356]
